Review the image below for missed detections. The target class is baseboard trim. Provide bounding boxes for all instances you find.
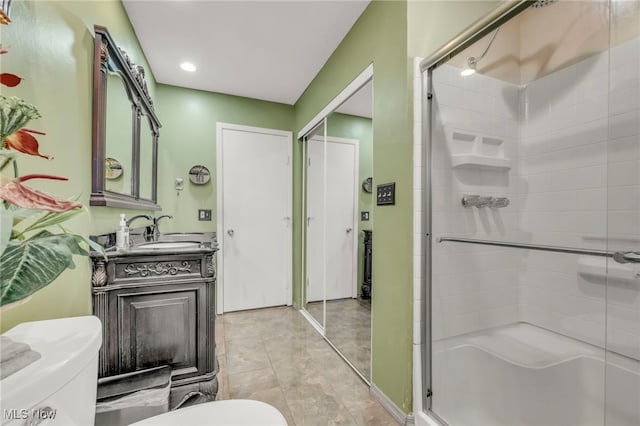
[370,384,414,425]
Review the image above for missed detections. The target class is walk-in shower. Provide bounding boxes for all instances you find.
[419,0,640,424]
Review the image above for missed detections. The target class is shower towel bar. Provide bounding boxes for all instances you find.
[437,237,613,258]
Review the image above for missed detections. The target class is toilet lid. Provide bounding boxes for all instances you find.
[129,399,288,426]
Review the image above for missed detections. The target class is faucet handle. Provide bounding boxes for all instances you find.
[490,197,510,208]
[152,215,173,240]
[154,214,173,224]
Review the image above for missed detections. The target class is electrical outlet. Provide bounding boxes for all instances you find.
[198,209,212,221]
[361,211,370,221]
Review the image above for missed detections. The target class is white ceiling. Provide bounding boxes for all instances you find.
[122,0,370,105]
[335,79,372,118]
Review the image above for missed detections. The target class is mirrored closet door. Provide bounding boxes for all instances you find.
[304,120,327,329]
[300,68,374,382]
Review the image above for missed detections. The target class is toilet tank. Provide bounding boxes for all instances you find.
[0,316,102,426]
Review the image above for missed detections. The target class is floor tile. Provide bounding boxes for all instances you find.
[216,306,399,425]
[226,367,279,398]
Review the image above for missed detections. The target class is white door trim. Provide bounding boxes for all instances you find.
[306,134,360,301]
[215,122,293,314]
[297,63,373,139]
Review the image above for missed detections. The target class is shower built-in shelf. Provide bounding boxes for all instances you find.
[449,130,511,171]
[452,154,512,170]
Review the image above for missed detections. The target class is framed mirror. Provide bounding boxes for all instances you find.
[91,25,161,210]
[299,64,373,382]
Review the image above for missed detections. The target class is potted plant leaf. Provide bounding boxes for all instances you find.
[0,64,104,310]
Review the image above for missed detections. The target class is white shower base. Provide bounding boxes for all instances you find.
[430,323,640,426]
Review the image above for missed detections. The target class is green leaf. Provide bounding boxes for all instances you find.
[0,235,77,306]
[22,209,83,234]
[67,234,89,256]
[74,234,106,259]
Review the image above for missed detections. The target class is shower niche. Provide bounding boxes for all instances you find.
[448,129,511,171]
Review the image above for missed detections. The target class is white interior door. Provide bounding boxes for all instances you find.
[306,138,325,303]
[217,123,292,313]
[307,136,358,302]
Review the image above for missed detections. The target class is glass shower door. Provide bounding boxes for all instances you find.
[605,2,640,424]
[427,1,614,424]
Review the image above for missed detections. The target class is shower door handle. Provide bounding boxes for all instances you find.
[613,251,640,264]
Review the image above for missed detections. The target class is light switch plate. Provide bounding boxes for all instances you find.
[376,182,396,206]
[198,209,212,221]
[361,211,370,221]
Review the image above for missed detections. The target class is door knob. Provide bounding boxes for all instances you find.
[227,229,234,236]
[346,227,353,233]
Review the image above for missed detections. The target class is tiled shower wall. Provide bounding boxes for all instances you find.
[604,36,640,361]
[431,64,521,340]
[431,36,640,359]
[517,46,611,351]
[519,36,639,360]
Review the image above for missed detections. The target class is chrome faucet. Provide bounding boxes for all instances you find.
[126,214,152,227]
[151,215,173,241]
[125,214,153,244]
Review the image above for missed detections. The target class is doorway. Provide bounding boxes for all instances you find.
[306,135,359,303]
[216,123,292,313]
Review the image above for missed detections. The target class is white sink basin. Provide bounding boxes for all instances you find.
[137,241,201,249]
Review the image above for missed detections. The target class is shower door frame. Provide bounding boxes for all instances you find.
[417,0,540,422]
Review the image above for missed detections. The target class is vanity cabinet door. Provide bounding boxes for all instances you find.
[113,283,207,379]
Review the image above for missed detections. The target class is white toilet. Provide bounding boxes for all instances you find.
[0,316,287,426]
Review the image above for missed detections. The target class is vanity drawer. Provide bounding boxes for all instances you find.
[92,253,216,287]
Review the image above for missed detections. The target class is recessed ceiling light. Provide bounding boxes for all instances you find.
[180,62,196,72]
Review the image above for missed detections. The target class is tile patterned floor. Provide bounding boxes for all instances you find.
[215,306,398,426]
[306,299,372,379]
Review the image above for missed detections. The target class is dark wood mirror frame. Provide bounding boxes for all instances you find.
[91,25,161,210]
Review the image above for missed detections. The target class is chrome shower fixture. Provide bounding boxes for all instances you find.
[462,195,491,207]
[530,0,557,8]
[462,195,510,208]
[491,197,510,208]
[460,27,501,76]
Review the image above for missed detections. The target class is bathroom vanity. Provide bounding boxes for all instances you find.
[90,235,218,408]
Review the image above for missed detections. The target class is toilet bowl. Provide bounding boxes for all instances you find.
[129,399,287,425]
[0,316,287,426]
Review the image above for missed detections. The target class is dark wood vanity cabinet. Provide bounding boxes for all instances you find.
[91,248,217,406]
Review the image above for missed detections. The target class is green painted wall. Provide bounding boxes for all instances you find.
[0,0,157,332]
[293,0,413,412]
[0,1,506,417]
[153,84,294,233]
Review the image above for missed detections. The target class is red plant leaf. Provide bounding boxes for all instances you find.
[15,174,68,184]
[0,175,82,212]
[0,73,22,87]
[3,129,51,159]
